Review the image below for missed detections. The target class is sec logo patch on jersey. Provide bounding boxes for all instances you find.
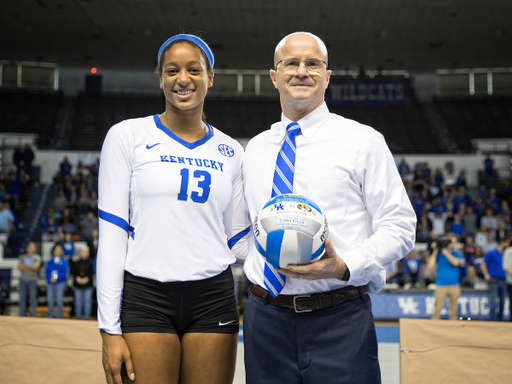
[218,144,235,157]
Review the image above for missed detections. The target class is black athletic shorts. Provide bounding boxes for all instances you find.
[120,267,239,335]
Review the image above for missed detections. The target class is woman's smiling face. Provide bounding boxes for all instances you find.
[159,42,213,113]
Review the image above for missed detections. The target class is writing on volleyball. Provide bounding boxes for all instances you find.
[320,217,329,242]
[160,155,224,172]
[253,215,260,237]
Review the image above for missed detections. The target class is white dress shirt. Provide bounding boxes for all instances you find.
[242,102,416,295]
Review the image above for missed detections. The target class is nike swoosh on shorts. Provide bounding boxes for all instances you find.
[218,320,236,326]
[146,143,161,149]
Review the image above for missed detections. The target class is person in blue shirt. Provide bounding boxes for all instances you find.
[60,157,73,178]
[481,237,511,321]
[428,234,464,319]
[45,243,69,318]
[450,213,465,237]
[403,250,423,287]
[62,232,75,261]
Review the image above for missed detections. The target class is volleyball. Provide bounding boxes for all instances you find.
[253,194,329,269]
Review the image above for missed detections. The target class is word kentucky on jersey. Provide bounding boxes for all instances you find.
[159,155,225,172]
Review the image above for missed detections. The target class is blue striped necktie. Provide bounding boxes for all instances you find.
[263,122,301,297]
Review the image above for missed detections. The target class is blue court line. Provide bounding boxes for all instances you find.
[238,325,399,343]
[375,325,399,343]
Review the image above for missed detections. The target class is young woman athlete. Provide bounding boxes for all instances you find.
[97,34,250,384]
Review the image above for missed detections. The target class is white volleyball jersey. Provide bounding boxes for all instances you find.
[97,115,251,334]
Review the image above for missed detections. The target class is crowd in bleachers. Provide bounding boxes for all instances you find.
[0,145,37,241]
[387,156,512,295]
[19,157,101,319]
[40,157,100,242]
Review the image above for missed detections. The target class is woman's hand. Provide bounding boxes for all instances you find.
[101,330,135,384]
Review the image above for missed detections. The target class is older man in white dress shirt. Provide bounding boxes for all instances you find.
[242,32,416,384]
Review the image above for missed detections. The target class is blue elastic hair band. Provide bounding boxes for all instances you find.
[157,34,214,68]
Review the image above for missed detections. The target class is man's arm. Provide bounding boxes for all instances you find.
[18,261,26,271]
[441,249,462,267]
[480,263,490,281]
[427,248,438,269]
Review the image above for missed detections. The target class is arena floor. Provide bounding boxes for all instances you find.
[233,324,400,384]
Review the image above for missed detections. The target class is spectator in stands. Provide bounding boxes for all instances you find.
[40,207,57,233]
[433,168,444,187]
[428,234,464,320]
[416,216,431,243]
[17,242,41,317]
[463,236,476,259]
[59,157,73,178]
[484,154,496,180]
[88,191,98,212]
[80,211,98,239]
[450,213,464,237]
[503,245,512,320]
[12,148,23,172]
[68,189,79,215]
[489,188,500,211]
[452,187,467,214]
[61,208,76,234]
[21,144,35,175]
[62,232,75,261]
[71,245,95,320]
[463,205,478,237]
[9,172,22,208]
[74,161,89,178]
[410,191,424,218]
[91,158,100,177]
[428,210,448,236]
[397,158,410,176]
[461,265,487,290]
[87,228,99,259]
[41,216,59,242]
[475,225,488,250]
[456,170,467,187]
[45,243,69,318]
[481,237,510,321]
[0,201,15,238]
[78,187,92,215]
[496,221,508,243]
[53,189,68,212]
[403,250,423,288]
[500,200,511,221]
[482,233,498,255]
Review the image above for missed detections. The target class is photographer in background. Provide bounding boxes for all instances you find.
[428,233,464,320]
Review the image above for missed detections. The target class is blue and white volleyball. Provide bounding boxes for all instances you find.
[253,194,329,269]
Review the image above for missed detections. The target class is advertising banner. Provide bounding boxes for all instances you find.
[370,291,510,320]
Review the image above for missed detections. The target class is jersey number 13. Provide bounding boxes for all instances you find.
[177,168,211,204]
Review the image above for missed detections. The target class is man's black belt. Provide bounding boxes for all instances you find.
[250,284,369,313]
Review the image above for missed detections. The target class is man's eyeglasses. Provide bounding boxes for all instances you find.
[275,59,327,73]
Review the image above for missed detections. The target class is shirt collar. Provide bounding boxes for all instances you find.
[279,102,330,142]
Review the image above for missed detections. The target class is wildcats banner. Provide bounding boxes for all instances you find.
[326,76,412,105]
[370,292,510,320]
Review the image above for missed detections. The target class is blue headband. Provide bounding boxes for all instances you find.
[157,34,214,68]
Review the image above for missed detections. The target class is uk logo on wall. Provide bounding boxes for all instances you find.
[370,292,510,320]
